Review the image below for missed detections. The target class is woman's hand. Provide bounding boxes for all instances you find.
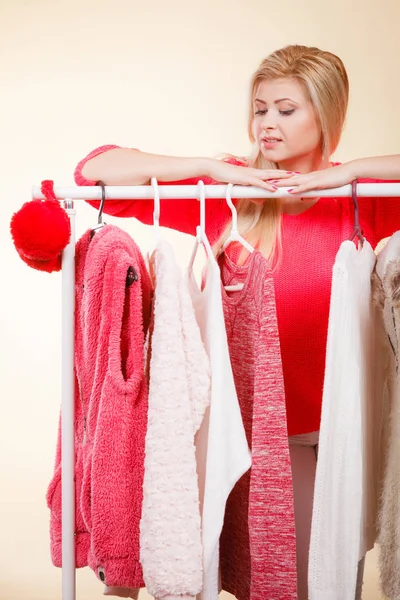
[271,163,355,197]
[207,158,296,197]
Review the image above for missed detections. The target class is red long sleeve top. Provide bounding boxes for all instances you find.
[74,145,400,435]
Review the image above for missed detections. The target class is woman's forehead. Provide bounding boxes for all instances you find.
[255,78,307,103]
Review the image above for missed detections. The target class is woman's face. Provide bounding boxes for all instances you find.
[252,78,323,169]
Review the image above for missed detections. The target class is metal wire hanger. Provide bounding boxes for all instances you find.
[90,180,137,287]
[90,180,107,237]
[349,179,365,247]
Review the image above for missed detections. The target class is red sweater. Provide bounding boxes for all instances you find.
[219,250,297,599]
[74,145,400,435]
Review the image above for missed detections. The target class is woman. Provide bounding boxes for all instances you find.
[75,44,400,599]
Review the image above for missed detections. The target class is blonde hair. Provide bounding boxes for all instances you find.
[215,44,349,266]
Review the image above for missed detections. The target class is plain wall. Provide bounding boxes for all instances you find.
[1,0,399,598]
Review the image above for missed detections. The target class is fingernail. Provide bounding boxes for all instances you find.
[287,188,294,193]
[287,171,300,174]
[269,180,279,184]
[272,185,278,190]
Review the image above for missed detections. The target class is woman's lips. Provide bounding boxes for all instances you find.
[261,137,282,149]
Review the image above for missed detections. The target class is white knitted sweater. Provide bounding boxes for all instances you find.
[140,240,211,600]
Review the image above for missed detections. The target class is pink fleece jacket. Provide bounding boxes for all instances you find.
[46,225,152,588]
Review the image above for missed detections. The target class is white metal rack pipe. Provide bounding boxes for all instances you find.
[61,200,76,600]
[33,182,400,200]
[41,183,400,600]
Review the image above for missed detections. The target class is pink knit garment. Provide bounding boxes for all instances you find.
[46,225,152,589]
[218,250,297,600]
[74,145,400,435]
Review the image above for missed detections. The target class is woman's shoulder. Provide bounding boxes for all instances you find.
[74,144,122,186]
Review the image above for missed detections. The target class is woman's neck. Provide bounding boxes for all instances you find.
[277,153,329,174]
[276,152,330,215]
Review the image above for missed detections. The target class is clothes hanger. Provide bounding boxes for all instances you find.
[152,176,161,246]
[90,180,138,287]
[126,174,161,281]
[219,183,255,256]
[90,180,107,238]
[218,183,255,292]
[147,177,161,287]
[188,180,215,273]
[349,179,365,248]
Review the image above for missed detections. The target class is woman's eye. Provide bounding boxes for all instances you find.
[255,110,267,115]
[280,109,295,116]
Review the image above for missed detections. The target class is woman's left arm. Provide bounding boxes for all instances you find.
[272,154,400,195]
[273,154,400,241]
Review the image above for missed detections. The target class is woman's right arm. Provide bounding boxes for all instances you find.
[75,145,291,240]
[81,146,214,185]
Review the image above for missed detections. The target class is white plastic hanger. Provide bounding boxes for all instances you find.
[218,183,255,292]
[188,180,215,273]
[151,176,161,246]
[147,177,161,285]
[220,183,255,255]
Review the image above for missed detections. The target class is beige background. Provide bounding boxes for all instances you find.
[1,0,399,598]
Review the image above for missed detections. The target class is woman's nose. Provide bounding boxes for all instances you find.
[261,112,277,130]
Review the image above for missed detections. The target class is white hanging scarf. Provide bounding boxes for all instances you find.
[309,239,379,600]
[187,256,251,600]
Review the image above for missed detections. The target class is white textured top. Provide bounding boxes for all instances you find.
[309,240,379,600]
[140,240,211,600]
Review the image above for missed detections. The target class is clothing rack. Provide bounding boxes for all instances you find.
[32,182,400,600]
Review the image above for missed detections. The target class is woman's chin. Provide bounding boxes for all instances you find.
[260,147,286,162]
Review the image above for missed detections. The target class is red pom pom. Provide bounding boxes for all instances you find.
[10,181,71,273]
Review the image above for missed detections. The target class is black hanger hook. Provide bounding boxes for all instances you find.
[96,180,106,225]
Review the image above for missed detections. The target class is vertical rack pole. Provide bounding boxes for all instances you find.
[61,200,76,600]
